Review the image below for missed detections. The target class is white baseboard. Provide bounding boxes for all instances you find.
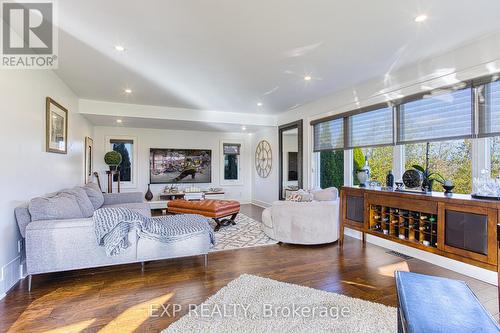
[0,256,21,300]
[344,228,498,286]
[251,199,272,208]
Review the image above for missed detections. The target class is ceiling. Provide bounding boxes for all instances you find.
[56,0,500,115]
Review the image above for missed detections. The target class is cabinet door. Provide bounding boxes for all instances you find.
[341,189,366,231]
[442,204,497,265]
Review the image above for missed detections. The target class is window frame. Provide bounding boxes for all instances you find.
[106,135,138,189]
[311,73,500,191]
[220,139,243,186]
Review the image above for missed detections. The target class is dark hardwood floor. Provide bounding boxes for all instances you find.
[1,204,497,332]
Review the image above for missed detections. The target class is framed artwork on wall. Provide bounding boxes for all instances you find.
[46,97,68,154]
[84,137,94,184]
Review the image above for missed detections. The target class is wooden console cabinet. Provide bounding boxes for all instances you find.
[340,186,499,271]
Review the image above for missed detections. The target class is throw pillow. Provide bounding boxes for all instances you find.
[29,193,84,221]
[60,187,95,218]
[286,193,302,202]
[297,189,313,202]
[310,187,338,201]
[83,182,104,210]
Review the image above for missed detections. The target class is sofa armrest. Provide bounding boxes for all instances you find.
[103,192,143,205]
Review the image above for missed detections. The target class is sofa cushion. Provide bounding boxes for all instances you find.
[311,187,338,201]
[102,202,152,218]
[83,182,104,210]
[29,193,83,221]
[15,205,31,238]
[60,187,95,218]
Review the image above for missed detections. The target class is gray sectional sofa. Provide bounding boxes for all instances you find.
[15,183,211,290]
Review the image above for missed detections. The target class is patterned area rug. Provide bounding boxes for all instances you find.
[209,213,278,252]
[164,274,397,332]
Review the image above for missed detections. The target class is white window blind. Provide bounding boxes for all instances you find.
[346,106,393,148]
[313,118,344,152]
[478,80,500,137]
[397,88,473,144]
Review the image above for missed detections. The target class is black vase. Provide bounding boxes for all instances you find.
[145,184,153,201]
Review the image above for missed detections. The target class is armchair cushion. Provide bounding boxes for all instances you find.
[310,187,338,201]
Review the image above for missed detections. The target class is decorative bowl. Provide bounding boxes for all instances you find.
[443,184,455,194]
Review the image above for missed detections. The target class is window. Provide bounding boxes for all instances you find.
[223,143,240,180]
[220,141,242,185]
[404,139,472,194]
[397,87,473,144]
[110,139,134,183]
[352,146,394,185]
[346,105,393,148]
[312,117,343,152]
[490,137,500,178]
[478,80,500,137]
[319,151,344,189]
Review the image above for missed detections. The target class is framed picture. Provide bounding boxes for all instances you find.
[46,97,68,154]
[84,137,94,184]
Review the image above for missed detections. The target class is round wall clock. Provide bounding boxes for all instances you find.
[255,140,272,178]
[402,169,423,189]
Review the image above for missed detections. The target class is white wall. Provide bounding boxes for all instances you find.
[251,127,279,207]
[93,126,253,203]
[0,70,92,296]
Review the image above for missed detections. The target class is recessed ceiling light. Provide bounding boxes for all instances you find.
[116,119,122,123]
[304,75,312,81]
[124,88,132,94]
[257,102,263,107]
[414,14,428,23]
[241,126,247,131]
[115,45,126,52]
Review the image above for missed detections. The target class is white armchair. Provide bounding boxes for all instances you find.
[261,199,340,245]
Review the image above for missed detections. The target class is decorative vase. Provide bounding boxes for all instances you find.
[386,170,394,188]
[422,179,434,193]
[145,184,153,201]
[357,170,369,187]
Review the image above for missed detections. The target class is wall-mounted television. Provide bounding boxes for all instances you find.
[150,148,212,184]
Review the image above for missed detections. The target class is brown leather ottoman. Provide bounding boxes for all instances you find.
[168,199,240,231]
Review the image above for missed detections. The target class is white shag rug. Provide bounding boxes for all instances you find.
[164,274,397,333]
[209,213,278,252]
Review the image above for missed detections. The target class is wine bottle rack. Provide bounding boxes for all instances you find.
[369,205,438,248]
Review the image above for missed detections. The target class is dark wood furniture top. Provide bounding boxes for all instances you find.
[340,186,500,272]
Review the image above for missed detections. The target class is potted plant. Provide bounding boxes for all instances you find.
[104,151,122,171]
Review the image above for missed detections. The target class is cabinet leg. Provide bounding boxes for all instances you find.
[339,224,344,247]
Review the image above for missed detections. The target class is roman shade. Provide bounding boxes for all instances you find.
[478,80,500,137]
[313,117,344,152]
[223,143,241,155]
[397,87,473,144]
[346,105,393,148]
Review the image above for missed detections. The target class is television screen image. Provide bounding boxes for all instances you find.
[150,148,212,184]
